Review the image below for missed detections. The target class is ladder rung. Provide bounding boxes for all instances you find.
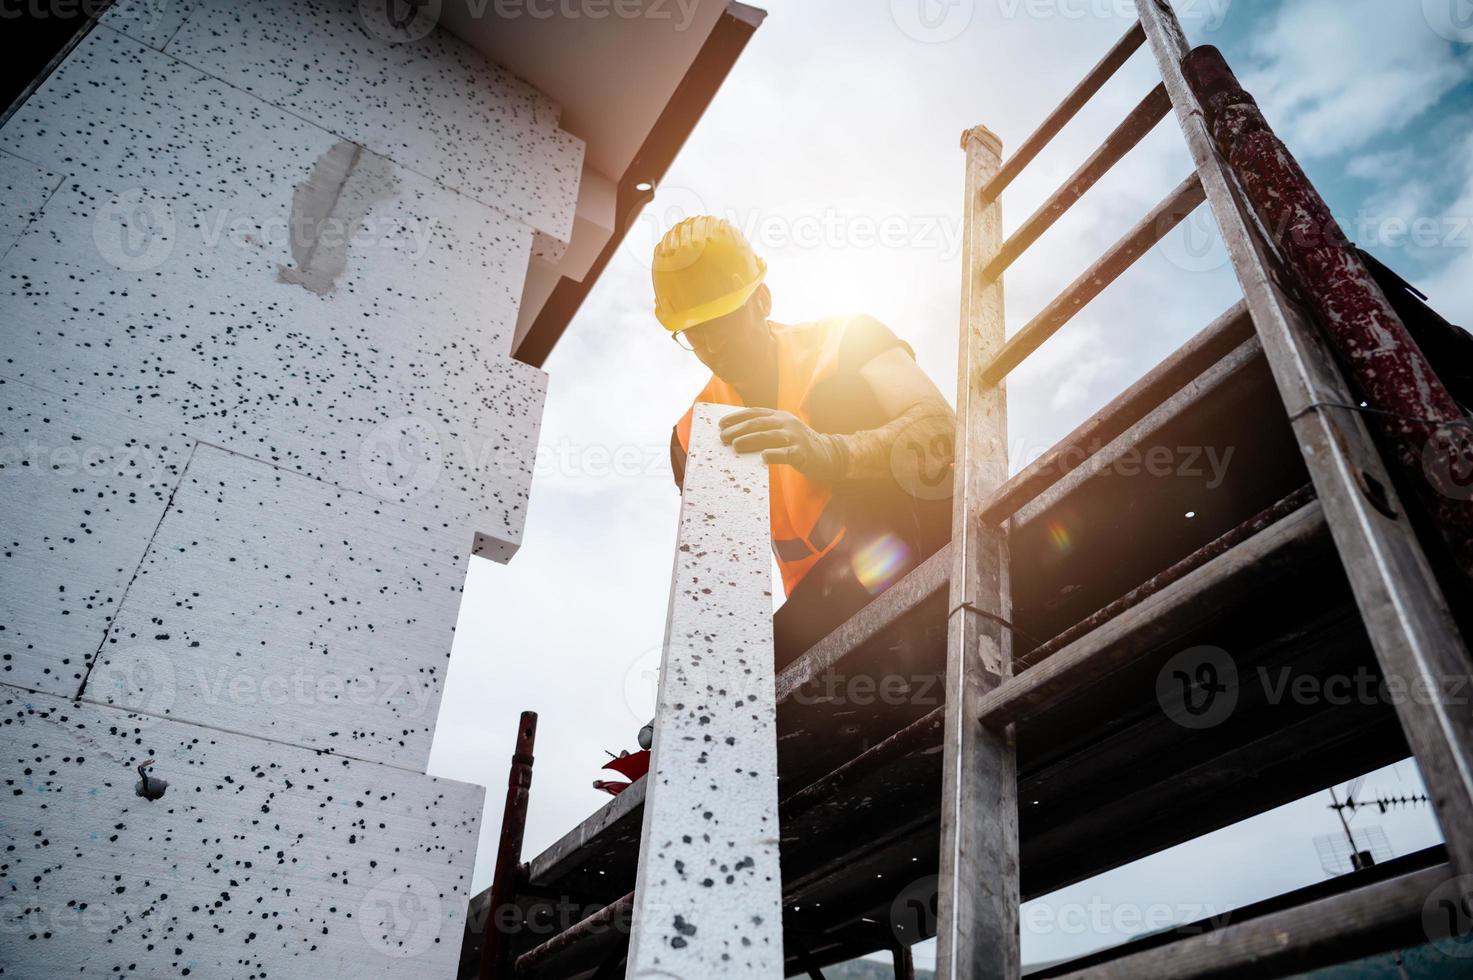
[980,82,1171,284]
[980,172,1205,386]
[978,498,1327,729]
[1013,333,1262,530]
[1045,863,1448,980]
[980,21,1146,204]
[981,300,1252,524]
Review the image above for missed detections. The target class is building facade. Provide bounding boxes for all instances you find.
[0,0,757,974]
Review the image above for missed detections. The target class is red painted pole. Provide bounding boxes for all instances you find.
[1182,45,1473,584]
[480,711,538,980]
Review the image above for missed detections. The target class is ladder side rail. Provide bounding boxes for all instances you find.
[934,126,1021,980]
[1135,0,1473,881]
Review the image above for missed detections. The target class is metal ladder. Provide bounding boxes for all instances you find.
[939,0,1473,976]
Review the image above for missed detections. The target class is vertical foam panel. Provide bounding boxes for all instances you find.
[627,404,784,977]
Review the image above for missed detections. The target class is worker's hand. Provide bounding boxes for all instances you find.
[719,408,847,480]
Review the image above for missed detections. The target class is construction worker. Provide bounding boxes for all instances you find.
[660,215,956,666]
[593,215,956,796]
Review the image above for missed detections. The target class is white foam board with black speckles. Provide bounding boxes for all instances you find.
[103,0,195,50]
[156,0,583,248]
[88,444,466,771]
[0,378,193,699]
[627,404,785,978]
[0,684,483,977]
[0,148,63,262]
[0,25,548,558]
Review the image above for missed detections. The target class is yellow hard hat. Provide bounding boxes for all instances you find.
[652,215,767,332]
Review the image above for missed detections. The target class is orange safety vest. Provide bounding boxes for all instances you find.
[674,318,851,597]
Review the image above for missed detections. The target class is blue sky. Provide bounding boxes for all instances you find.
[429,0,1472,967]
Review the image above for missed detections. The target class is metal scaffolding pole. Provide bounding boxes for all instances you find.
[934,124,1020,980]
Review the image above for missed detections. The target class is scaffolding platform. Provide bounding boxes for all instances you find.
[460,2,1473,976]
[463,330,1443,977]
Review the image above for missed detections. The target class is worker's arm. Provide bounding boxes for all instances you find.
[844,346,954,480]
[719,345,955,485]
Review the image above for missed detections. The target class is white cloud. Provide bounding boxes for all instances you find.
[1242,0,1473,157]
[1011,316,1127,416]
[1344,146,1417,183]
[1360,126,1473,319]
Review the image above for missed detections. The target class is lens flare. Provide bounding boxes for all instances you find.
[851,533,912,595]
[1047,520,1073,555]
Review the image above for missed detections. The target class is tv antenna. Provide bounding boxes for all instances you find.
[1315,777,1429,875]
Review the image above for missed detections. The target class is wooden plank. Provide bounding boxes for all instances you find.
[980,300,1251,524]
[980,22,1146,203]
[980,173,1205,386]
[1049,864,1449,980]
[980,84,1170,284]
[1013,334,1262,529]
[1021,687,1405,900]
[935,125,1020,980]
[979,500,1327,728]
[626,404,785,978]
[1135,0,1473,880]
